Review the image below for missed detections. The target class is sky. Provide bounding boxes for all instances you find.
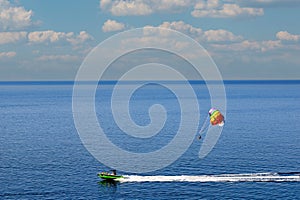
[0,0,300,80]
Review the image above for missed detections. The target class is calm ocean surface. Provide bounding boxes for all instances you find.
[0,81,299,199]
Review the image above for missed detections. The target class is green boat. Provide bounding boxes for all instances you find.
[98,170,124,181]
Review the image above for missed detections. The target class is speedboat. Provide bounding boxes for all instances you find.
[98,170,123,181]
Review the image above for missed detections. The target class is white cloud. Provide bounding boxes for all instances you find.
[146,21,292,53]
[67,31,93,45]
[203,29,243,42]
[99,0,192,16]
[156,21,242,43]
[276,31,300,42]
[260,40,282,52]
[100,0,112,9]
[211,39,282,52]
[154,0,193,11]
[0,0,34,31]
[99,0,264,18]
[158,21,203,40]
[0,51,16,59]
[28,30,92,45]
[0,31,27,44]
[211,40,260,51]
[36,54,79,62]
[28,30,73,43]
[110,1,153,16]
[0,30,92,46]
[102,19,125,32]
[117,22,243,62]
[191,0,264,18]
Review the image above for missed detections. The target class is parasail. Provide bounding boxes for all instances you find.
[208,108,225,127]
[197,108,225,140]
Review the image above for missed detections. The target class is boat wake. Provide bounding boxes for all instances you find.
[120,172,300,183]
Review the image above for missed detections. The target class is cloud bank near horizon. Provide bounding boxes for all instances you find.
[0,0,299,80]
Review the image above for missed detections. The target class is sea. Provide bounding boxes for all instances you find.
[0,81,299,199]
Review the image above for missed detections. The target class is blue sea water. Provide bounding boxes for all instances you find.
[0,81,299,199]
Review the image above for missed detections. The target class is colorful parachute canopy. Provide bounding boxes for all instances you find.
[208,108,225,126]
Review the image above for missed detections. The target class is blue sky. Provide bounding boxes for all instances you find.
[0,0,300,80]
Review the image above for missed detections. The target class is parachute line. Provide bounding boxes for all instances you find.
[198,115,210,139]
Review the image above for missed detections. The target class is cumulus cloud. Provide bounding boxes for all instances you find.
[191,0,264,18]
[260,40,282,52]
[156,21,242,42]
[102,19,125,32]
[210,30,300,53]
[203,29,243,42]
[211,39,282,52]
[100,0,112,9]
[118,21,243,61]
[276,31,300,42]
[36,54,79,62]
[0,0,34,31]
[0,51,16,59]
[28,30,73,43]
[99,0,264,18]
[0,30,92,46]
[110,1,153,16]
[99,0,192,16]
[67,31,94,45]
[156,0,193,11]
[0,31,27,44]
[28,30,92,45]
[158,21,203,40]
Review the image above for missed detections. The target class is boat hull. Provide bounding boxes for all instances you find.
[98,173,123,180]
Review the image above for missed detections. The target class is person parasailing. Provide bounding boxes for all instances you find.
[198,108,225,140]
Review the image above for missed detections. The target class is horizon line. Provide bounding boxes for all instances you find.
[0,80,299,85]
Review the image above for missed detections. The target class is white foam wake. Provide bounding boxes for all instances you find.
[120,172,300,183]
